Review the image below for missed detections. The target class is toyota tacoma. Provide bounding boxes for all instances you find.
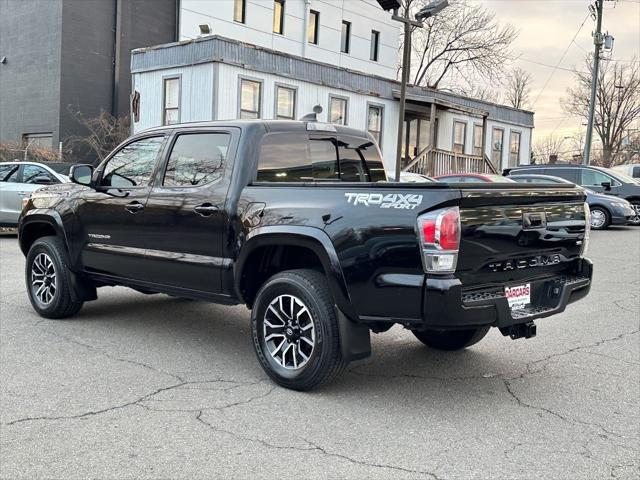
[19,120,593,390]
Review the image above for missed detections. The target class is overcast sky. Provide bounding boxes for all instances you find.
[478,0,639,144]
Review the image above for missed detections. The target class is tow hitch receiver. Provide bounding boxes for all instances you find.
[500,322,537,340]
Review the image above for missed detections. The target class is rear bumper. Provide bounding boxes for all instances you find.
[420,258,593,330]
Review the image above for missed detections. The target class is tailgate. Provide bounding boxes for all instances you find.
[456,186,588,287]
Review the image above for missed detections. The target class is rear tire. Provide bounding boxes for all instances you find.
[412,326,490,351]
[589,206,610,230]
[25,236,83,319]
[251,269,346,391]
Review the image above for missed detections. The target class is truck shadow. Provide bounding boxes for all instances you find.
[58,291,518,396]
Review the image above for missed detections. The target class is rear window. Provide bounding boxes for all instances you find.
[257,133,386,183]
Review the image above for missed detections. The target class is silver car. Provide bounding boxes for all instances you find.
[0,161,71,227]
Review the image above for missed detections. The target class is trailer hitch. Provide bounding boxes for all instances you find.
[500,322,537,340]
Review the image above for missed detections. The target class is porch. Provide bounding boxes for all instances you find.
[397,93,498,177]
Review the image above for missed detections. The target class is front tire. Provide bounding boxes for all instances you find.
[629,202,640,226]
[25,236,83,319]
[589,206,610,230]
[412,327,490,351]
[251,269,346,391]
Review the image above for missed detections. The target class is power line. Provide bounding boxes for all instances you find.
[532,12,591,108]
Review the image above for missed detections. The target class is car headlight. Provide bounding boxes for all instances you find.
[611,202,631,209]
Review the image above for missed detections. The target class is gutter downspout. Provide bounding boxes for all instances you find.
[302,0,310,57]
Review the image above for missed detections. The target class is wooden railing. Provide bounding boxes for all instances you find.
[403,147,497,177]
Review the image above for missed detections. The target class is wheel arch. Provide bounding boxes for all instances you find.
[235,226,353,316]
[18,211,67,256]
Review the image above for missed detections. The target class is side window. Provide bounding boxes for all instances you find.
[631,166,640,178]
[257,133,312,182]
[0,164,20,183]
[163,133,230,187]
[100,137,164,188]
[580,169,617,187]
[548,168,578,183]
[22,165,57,184]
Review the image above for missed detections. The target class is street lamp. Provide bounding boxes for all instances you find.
[377,0,449,180]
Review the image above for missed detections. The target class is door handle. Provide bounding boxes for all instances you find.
[124,201,145,214]
[194,203,218,217]
[17,192,29,196]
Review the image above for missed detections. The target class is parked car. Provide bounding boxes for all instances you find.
[610,163,640,180]
[505,164,640,225]
[0,161,72,227]
[507,174,636,230]
[434,173,517,183]
[19,120,592,390]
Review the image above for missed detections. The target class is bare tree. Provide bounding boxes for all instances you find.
[504,67,532,109]
[448,84,500,103]
[406,0,518,90]
[533,134,569,164]
[65,109,131,164]
[563,55,640,167]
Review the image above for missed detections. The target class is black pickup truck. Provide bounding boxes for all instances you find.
[19,120,593,390]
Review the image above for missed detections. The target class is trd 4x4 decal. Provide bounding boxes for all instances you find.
[345,192,423,210]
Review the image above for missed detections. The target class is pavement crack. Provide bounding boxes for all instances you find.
[195,411,444,479]
[39,328,185,382]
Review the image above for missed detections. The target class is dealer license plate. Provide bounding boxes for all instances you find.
[505,283,531,310]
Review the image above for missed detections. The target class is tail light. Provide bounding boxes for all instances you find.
[417,206,460,274]
[581,202,591,257]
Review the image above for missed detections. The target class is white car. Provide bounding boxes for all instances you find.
[610,163,640,180]
[0,161,72,227]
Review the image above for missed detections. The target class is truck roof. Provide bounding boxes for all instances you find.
[140,119,371,139]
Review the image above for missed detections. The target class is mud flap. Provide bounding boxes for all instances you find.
[68,270,97,303]
[336,307,371,362]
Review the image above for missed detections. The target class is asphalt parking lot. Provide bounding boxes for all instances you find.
[1,228,638,480]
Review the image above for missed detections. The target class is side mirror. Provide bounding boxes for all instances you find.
[600,181,612,190]
[33,175,55,185]
[70,164,94,186]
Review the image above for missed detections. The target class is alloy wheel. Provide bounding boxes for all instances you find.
[31,252,57,305]
[263,294,315,370]
[590,209,606,229]
[630,203,640,225]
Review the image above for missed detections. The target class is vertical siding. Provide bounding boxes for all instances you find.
[216,63,398,170]
[133,63,214,133]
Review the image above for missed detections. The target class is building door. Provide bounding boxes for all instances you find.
[403,115,431,166]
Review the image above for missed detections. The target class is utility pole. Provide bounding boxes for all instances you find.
[393,8,421,182]
[583,0,604,165]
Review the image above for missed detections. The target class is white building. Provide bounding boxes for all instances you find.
[131,0,534,175]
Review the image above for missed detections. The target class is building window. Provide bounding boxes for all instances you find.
[239,78,262,119]
[341,21,351,54]
[509,131,521,167]
[163,77,180,125]
[492,128,504,168]
[473,124,483,156]
[273,0,285,34]
[275,85,296,120]
[370,30,380,61]
[453,121,466,154]
[308,10,319,44]
[367,105,383,145]
[234,0,246,23]
[22,133,53,150]
[329,96,348,125]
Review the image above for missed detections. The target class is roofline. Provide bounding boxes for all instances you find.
[131,35,535,128]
